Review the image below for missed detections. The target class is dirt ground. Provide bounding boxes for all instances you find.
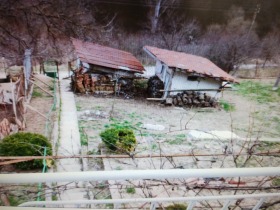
[75,78,280,209]
[24,74,56,138]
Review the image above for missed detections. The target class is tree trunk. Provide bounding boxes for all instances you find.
[273,74,280,90]
[151,0,162,34]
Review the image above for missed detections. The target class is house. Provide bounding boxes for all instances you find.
[144,46,237,106]
[71,38,144,94]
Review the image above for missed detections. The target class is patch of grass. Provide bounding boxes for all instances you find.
[79,125,88,146]
[8,196,22,206]
[87,149,98,155]
[105,118,143,131]
[272,178,280,186]
[97,182,107,189]
[52,194,58,201]
[219,99,235,112]
[168,134,186,145]
[272,116,280,123]
[151,143,158,150]
[236,81,280,103]
[128,112,141,119]
[32,89,43,97]
[165,203,188,210]
[141,131,151,137]
[76,104,82,111]
[126,186,136,194]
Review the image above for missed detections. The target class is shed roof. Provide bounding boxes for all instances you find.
[144,46,236,82]
[72,38,144,73]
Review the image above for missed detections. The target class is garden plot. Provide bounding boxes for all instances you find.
[75,80,280,209]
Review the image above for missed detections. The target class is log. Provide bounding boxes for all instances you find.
[160,88,223,92]
[173,97,178,106]
[146,98,165,101]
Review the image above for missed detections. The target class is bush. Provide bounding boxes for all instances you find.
[0,132,52,170]
[219,99,235,112]
[165,204,187,210]
[100,128,137,153]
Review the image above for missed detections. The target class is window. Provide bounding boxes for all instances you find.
[187,76,199,81]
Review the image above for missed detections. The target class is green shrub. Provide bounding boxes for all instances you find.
[32,89,43,97]
[126,186,136,194]
[100,128,137,153]
[219,100,235,112]
[165,203,187,210]
[0,132,52,170]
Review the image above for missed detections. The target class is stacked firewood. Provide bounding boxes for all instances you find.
[75,74,85,93]
[72,72,115,94]
[0,118,18,139]
[172,91,218,108]
[93,75,114,93]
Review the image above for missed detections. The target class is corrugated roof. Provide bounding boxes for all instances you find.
[72,38,144,73]
[144,46,237,82]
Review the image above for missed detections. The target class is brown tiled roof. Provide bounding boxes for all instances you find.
[72,38,144,73]
[144,46,237,82]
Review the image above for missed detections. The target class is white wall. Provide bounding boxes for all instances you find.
[170,71,222,98]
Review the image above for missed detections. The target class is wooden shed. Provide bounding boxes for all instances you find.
[144,46,237,107]
[71,39,144,94]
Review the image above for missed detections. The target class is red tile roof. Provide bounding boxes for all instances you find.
[144,46,237,82]
[72,38,144,73]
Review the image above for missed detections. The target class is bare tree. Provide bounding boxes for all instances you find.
[201,7,259,73]
[146,0,177,34]
[160,16,201,51]
[0,0,116,65]
[260,32,280,68]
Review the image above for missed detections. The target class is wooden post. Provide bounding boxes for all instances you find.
[55,61,59,79]
[23,49,32,92]
[68,61,72,76]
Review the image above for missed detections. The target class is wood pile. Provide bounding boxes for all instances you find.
[73,73,115,94]
[0,118,18,139]
[147,76,164,98]
[0,75,26,139]
[172,91,218,108]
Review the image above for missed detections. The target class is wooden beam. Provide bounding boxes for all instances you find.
[24,103,48,119]
[32,74,53,88]
[159,89,223,92]
[146,98,165,101]
[29,79,54,97]
[0,158,33,166]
